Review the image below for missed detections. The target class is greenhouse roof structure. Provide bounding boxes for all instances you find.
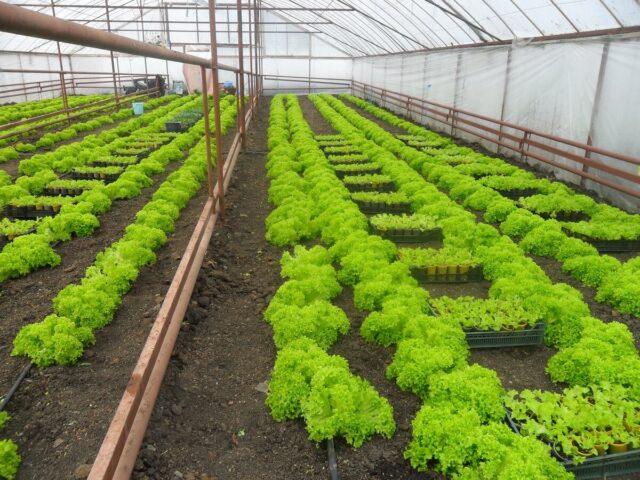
[1,0,639,56]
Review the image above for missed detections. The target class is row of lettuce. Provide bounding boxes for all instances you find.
[340,93,640,319]
[315,92,640,392]
[0,96,235,480]
[0,93,140,158]
[264,93,577,478]
[312,92,640,474]
[264,94,396,447]
[0,94,111,124]
[10,93,236,367]
[0,95,197,283]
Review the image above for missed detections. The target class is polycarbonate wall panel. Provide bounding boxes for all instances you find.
[352,33,640,210]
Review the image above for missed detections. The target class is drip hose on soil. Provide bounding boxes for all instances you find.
[327,438,340,480]
[0,362,32,412]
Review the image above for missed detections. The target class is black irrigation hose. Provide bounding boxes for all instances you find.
[0,362,33,412]
[327,438,340,480]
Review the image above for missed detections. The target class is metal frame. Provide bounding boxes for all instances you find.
[0,5,262,480]
[3,0,635,57]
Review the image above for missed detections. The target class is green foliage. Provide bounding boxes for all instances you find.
[12,314,94,366]
[398,246,477,268]
[369,213,438,232]
[0,439,20,480]
[431,296,540,331]
[506,384,640,462]
[428,365,505,422]
[386,338,465,398]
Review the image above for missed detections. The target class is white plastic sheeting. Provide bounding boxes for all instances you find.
[3,0,640,56]
[353,33,640,210]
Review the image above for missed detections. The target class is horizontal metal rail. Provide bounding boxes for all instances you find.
[351,81,640,198]
[0,1,237,72]
[0,89,157,142]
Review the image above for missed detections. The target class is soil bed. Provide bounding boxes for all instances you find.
[0,126,237,479]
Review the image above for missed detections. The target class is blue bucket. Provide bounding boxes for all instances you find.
[132,102,144,115]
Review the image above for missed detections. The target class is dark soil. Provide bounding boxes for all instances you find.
[136,98,436,480]
[0,126,237,479]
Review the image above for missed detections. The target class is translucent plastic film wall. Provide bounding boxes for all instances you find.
[353,33,640,211]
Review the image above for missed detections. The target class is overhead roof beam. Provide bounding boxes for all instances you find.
[285,0,392,54]
[12,3,355,10]
[335,0,429,50]
[424,0,501,42]
[262,3,366,56]
[0,0,237,69]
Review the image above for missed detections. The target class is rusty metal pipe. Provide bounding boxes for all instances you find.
[201,66,216,198]
[209,0,225,216]
[0,1,237,71]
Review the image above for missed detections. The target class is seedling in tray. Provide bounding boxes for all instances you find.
[505,384,640,478]
[369,213,442,242]
[45,178,104,196]
[342,174,395,192]
[562,220,640,252]
[398,246,482,283]
[7,195,79,218]
[112,147,150,160]
[351,191,412,214]
[324,145,362,155]
[72,165,123,182]
[89,155,139,167]
[328,154,370,164]
[333,162,382,178]
[0,218,39,246]
[520,192,596,222]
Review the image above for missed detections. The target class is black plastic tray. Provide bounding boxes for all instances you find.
[371,225,443,243]
[505,410,640,479]
[410,265,483,283]
[465,322,545,348]
[71,171,121,183]
[498,188,539,199]
[563,230,640,253]
[165,118,200,132]
[328,156,370,165]
[44,187,85,197]
[5,204,60,219]
[537,210,590,222]
[335,167,382,178]
[353,200,412,215]
[344,182,395,193]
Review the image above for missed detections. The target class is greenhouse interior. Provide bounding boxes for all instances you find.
[1,0,640,479]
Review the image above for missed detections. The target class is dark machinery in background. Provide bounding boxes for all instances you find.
[124,75,166,96]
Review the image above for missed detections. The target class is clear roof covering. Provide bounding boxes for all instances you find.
[1,0,639,56]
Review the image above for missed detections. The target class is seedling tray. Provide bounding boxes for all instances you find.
[335,167,382,178]
[538,211,590,222]
[371,225,443,243]
[465,322,545,348]
[90,157,139,167]
[6,204,60,219]
[165,120,194,132]
[328,155,370,165]
[71,171,121,183]
[112,149,149,160]
[354,200,412,215]
[563,230,640,253]
[498,188,540,199]
[505,411,640,479]
[44,187,85,197]
[410,265,483,284]
[344,182,395,193]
